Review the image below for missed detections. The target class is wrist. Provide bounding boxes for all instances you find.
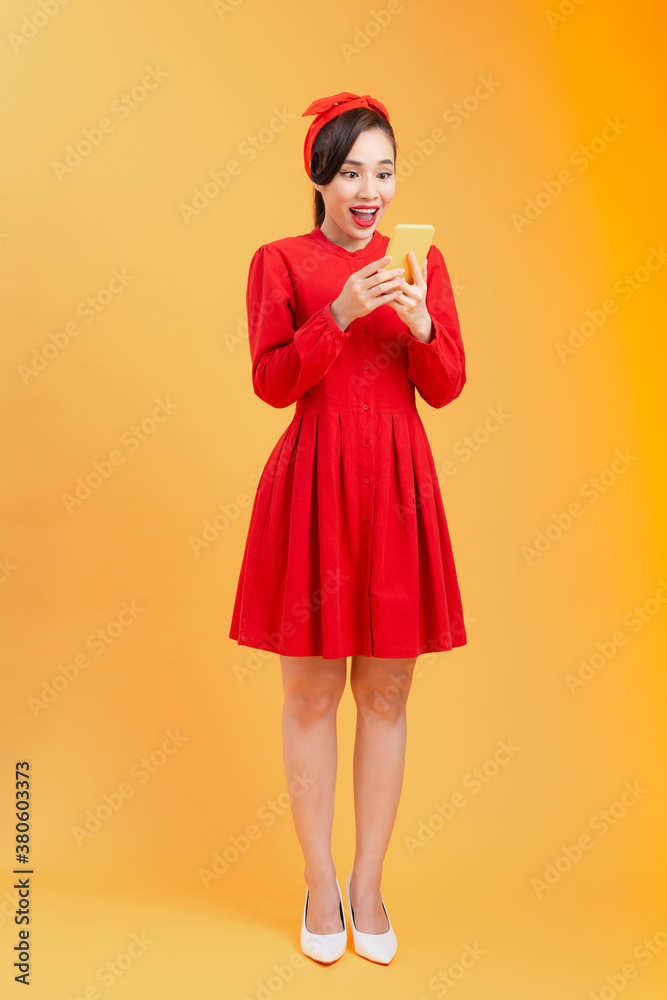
[409,315,434,343]
[329,299,350,333]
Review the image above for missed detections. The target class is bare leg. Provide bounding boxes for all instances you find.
[349,655,417,933]
[280,654,347,934]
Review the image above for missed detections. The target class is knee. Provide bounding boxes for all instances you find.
[284,681,344,724]
[351,671,413,723]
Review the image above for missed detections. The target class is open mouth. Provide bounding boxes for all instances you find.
[349,207,379,224]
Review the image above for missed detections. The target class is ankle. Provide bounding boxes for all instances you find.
[304,860,337,889]
[350,866,383,895]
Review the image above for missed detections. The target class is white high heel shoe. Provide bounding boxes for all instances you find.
[344,870,397,965]
[300,877,348,963]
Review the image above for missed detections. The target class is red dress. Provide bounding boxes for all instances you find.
[228,224,467,659]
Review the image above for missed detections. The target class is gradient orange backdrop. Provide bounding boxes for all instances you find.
[2,1,666,997]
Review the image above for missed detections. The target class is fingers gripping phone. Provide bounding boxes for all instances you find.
[385,224,435,284]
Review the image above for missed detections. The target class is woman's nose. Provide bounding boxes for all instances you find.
[358,174,379,198]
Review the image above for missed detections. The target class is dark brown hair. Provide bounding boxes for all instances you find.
[309,108,397,227]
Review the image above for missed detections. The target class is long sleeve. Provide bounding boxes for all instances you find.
[406,243,466,409]
[247,243,351,408]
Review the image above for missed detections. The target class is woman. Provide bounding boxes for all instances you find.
[229,92,467,964]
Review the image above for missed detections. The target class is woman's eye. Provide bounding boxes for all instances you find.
[341,171,393,179]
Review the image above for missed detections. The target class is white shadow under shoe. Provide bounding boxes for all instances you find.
[300,877,348,964]
[344,870,398,965]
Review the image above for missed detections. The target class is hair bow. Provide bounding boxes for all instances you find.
[302,91,390,178]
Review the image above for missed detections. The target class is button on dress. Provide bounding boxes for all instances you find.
[228,224,467,659]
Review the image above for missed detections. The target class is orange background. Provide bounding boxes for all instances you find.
[1,1,666,997]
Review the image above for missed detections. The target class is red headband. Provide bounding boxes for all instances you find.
[302,91,391,178]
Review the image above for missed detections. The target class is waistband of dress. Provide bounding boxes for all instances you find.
[295,397,418,414]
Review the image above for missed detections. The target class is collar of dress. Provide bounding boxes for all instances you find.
[309,225,386,260]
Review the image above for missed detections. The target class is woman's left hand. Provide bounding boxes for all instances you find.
[381,251,433,342]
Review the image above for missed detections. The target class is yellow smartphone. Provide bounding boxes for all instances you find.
[385,224,435,284]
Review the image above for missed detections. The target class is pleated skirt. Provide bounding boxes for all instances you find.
[228,401,467,659]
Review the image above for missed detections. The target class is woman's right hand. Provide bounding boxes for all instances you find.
[330,256,405,332]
